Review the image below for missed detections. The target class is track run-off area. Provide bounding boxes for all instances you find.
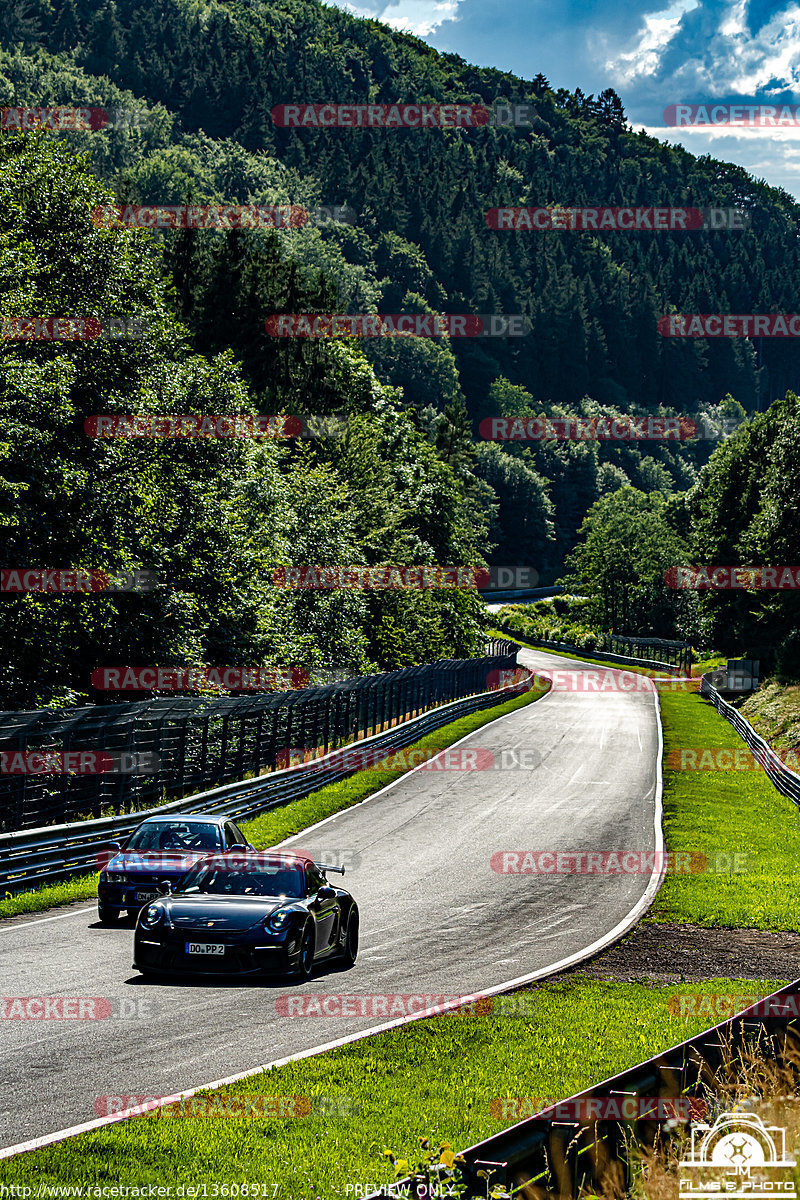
[0,649,663,1151]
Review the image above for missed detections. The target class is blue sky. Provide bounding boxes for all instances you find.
[325,0,800,199]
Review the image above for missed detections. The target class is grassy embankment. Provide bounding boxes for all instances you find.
[2,639,795,1197]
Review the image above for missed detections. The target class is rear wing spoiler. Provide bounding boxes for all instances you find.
[317,862,345,876]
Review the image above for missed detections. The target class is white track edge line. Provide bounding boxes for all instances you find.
[0,658,663,1160]
[0,907,96,933]
[279,665,554,846]
[0,673,543,933]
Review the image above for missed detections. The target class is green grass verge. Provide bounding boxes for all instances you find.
[650,687,800,929]
[0,682,548,922]
[693,654,727,675]
[0,976,783,1197]
[497,632,800,930]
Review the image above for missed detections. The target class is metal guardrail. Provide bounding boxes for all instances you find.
[0,641,518,832]
[365,666,800,1199]
[0,660,533,893]
[368,980,800,1199]
[497,628,683,674]
[700,671,800,808]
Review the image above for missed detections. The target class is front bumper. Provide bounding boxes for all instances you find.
[133,931,299,977]
[99,878,185,912]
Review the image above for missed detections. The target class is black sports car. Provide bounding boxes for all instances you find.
[97,814,254,924]
[132,850,359,979]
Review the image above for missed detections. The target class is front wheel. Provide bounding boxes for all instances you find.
[341,909,359,966]
[97,903,119,925]
[295,926,315,981]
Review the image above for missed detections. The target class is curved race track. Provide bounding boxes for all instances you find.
[0,649,663,1150]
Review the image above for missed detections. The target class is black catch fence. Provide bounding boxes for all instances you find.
[0,641,519,832]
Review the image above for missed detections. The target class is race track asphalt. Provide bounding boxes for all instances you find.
[0,649,663,1149]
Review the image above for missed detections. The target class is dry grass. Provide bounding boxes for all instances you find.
[499,1025,800,1200]
[740,680,800,751]
[630,1036,800,1200]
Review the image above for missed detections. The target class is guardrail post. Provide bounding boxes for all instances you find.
[322,695,331,755]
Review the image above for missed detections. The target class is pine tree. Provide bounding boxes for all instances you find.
[4,0,51,47]
[50,0,81,51]
[85,1,125,76]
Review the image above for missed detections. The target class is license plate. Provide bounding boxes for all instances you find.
[186,943,225,956]
[136,891,158,902]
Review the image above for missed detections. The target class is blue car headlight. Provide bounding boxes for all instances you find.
[105,871,127,883]
[140,903,164,928]
[265,909,291,933]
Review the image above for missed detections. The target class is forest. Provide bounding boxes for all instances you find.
[2,0,800,703]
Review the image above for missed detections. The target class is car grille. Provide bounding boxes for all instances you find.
[137,939,283,975]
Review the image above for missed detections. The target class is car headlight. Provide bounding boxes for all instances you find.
[140,903,164,928]
[104,871,127,883]
[265,909,291,932]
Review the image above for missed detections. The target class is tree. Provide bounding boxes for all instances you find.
[560,489,692,636]
[50,0,82,50]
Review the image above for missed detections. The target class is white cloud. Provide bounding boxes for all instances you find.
[610,0,700,83]
[726,4,800,95]
[337,0,462,36]
[605,0,800,97]
[639,123,800,196]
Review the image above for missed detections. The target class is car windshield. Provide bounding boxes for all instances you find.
[178,861,305,898]
[125,822,221,852]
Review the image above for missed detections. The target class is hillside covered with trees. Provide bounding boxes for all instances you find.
[3,0,800,698]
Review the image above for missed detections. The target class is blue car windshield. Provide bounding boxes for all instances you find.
[179,864,305,898]
[126,822,221,852]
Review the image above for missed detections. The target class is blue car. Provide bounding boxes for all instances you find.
[97,814,254,924]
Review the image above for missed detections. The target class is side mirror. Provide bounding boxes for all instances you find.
[107,842,121,853]
[229,844,248,852]
[318,885,336,901]
[157,880,172,896]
